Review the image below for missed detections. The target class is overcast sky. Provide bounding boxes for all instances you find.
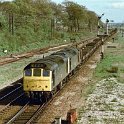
[52,0,124,23]
[1,0,124,23]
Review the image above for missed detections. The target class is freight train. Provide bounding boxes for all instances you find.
[23,38,102,101]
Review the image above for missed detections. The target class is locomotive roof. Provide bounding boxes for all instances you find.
[24,47,79,71]
[64,47,79,54]
[24,59,58,71]
[60,47,78,57]
[52,51,67,58]
[46,54,68,63]
[52,47,78,58]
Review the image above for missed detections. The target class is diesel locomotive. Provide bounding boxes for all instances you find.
[23,39,101,101]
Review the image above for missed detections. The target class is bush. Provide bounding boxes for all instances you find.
[107,66,118,73]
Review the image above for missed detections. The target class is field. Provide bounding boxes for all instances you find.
[78,31,124,124]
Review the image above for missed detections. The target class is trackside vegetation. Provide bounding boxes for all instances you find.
[94,33,124,82]
[0,0,99,56]
[78,32,124,124]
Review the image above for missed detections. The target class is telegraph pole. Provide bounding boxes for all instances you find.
[51,18,54,39]
[9,13,14,35]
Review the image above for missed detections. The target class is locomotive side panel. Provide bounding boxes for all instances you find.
[69,54,79,72]
[64,48,80,73]
[53,62,68,88]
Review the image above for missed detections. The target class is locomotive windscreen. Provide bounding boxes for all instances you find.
[24,69,32,76]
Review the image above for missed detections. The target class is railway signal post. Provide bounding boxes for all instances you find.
[97,13,104,36]
[106,19,109,35]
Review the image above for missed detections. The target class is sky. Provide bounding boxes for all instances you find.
[51,0,124,23]
[1,0,124,23]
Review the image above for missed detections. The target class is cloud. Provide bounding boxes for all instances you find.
[111,2,124,9]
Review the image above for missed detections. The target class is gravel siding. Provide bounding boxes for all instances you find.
[78,78,124,124]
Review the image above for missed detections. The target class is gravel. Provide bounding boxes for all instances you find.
[78,78,124,124]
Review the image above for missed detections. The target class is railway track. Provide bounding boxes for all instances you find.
[0,93,28,124]
[2,87,65,124]
[0,84,22,101]
[0,37,96,66]
[0,29,117,123]
[0,72,71,124]
[0,79,23,105]
[6,102,45,124]
[0,28,116,67]
[5,43,100,124]
[0,85,23,112]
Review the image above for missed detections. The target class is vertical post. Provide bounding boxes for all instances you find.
[106,19,109,35]
[54,116,61,124]
[100,38,104,59]
[9,13,12,33]
[51,18,54,39]
[97,13,104,36]
[8,13,14,35]
[11,13,14,35]
[122,30,124,37]
[97,18,100,35]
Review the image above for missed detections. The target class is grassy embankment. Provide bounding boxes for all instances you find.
[95,32,124,82]
[0,30,95,56]
[78,31,124,123]
[81,31,124,99]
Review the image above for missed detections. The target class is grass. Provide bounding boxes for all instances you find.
[0,30,95,56]
[94,33,124,81]
[0,56,40,86]
[103,118,121,124]
[80,80,96,98]
[78,32,124,123]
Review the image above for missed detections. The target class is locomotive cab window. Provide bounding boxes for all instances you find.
[24,69,32,76]
[33,69,41,76]
[43,70,50,77]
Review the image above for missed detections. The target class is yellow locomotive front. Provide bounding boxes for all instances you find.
[23,62,55,100]
[23,68,52,92]
[23,59,57,100]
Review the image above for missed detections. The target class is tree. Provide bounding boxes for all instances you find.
[63,1,87,32]
[87,11,98,32]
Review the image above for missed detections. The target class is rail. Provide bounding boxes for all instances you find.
[0,37,96,66]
